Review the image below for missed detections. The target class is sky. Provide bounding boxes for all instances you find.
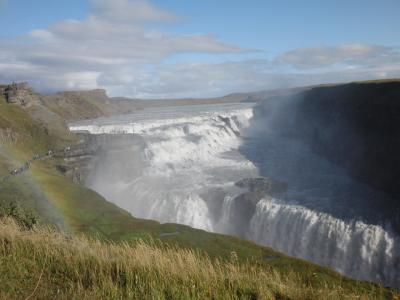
[0,0,399,98]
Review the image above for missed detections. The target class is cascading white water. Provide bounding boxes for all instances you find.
[70,102,400,288]
[72,104,256,231]
[250,198,399,286]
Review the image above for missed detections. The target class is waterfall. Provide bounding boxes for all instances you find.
[69,102,400,288]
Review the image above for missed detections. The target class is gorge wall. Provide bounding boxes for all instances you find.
[296,81,400,197]
[257,81,400,231]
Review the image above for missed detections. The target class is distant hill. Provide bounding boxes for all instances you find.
[40,86,311,122]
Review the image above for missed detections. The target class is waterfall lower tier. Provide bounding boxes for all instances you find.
[249,198,399,287]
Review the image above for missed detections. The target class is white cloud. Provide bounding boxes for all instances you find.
[97,58,400,99]
[0,1,399,98]
[278,43,398,70]
[0,0,245,95]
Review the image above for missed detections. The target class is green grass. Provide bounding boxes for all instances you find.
[0,218,397,300]
[0,96,74,227]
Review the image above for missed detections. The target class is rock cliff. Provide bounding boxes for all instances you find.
[0,82,41,107]
[257,80,400,219]
[295,81,400,200]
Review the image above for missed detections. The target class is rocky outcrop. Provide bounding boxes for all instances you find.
[59,133,143,184]
[58,135,102,183]
[230,177,287,236]
[235,177,288,195]
[1,82,40,107]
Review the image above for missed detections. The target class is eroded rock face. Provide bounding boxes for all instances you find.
[60,133,143,184]
[1,82,41,107]
[235,177,288,196]
[230,177,287,236]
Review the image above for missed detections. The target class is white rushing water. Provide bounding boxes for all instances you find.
[250,198,399,285]
[70,102,400,288]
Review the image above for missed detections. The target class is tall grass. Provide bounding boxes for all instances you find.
[0,217,397,300]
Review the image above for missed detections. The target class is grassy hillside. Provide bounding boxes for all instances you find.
[0,91,397,298]
[1,218,397,300]
[0,96,73,228]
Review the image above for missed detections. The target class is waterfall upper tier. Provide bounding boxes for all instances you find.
[69,103,254,135]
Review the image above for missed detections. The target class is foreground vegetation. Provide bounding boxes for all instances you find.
[0,218,397,300]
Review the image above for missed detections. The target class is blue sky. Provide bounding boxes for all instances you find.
[0,0,399,98]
